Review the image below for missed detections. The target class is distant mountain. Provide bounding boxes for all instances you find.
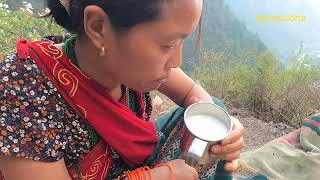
[183,0,267,70]
[224,0,320,64]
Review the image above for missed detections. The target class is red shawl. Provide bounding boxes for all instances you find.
[16,39,158,178]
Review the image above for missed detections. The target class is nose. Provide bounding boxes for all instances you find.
[167,46,183,69]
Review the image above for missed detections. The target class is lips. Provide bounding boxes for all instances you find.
[156,77,169,84]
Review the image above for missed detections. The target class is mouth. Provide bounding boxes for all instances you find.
[155,77,169,84]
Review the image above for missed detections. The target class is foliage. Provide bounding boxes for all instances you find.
[0,1,63,55]
[192,49,320,127]
[2,0,45,12]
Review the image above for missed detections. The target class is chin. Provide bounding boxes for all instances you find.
[139,86,158,92]
[126,85,151,92]
[127,81,161,92]
[138,84,161,92]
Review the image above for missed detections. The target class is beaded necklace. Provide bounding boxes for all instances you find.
[61,35,100,149]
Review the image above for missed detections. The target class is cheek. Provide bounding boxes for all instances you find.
[120,51,167,90]
[125,46,167,74]
[115,36,168,90]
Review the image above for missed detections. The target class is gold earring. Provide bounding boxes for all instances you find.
[100,45,106,56]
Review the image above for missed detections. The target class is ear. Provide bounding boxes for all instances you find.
[83,5,112,50]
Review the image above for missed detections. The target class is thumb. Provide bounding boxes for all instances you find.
[224,159,239,171]
[184,96,201,108]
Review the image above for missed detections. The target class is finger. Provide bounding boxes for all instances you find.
[187,166,199,180]
[224,159,239,171]
[211,137,245,154]
[174,159,185,164]
[214,150,241,161]
[221,117,245,146]
[189,96,201,104]
[184,96,201,108]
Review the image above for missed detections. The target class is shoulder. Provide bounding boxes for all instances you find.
[0,52,67,162]
[0,52,56,101]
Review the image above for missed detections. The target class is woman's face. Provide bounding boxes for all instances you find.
[102,0,203,91]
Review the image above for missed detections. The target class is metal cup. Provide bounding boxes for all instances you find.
[180,102,234,167]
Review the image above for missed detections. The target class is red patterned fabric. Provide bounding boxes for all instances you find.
[16,39,158,178]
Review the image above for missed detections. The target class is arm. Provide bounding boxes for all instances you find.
[158,68,212,107]
[0,156,71,180]
[0,53,74,179]
[158,68,245,172]
[121,166,169,180]
[120,159,198,180]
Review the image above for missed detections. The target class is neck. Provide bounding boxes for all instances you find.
[74,36,122,100]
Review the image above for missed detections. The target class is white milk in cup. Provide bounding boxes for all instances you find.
[180,102,234,168]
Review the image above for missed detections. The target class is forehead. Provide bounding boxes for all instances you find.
[128,0,203,39]
[120,0,203,43]
[162,0,203,18]
[161,0,203,33]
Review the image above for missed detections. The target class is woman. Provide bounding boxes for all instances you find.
[0,0,245,179]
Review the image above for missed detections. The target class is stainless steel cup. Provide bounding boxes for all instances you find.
[180,102,234,167]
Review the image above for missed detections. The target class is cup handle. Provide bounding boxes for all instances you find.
[184,137,208,167]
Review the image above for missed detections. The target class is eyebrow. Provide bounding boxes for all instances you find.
[165,32,190,40]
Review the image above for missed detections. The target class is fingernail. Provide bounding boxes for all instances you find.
[191,96,199,102]
[222,139,231,145]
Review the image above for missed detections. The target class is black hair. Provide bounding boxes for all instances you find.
[46,0,165,34]
[46,0,202,51]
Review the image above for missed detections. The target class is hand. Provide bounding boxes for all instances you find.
[210,116,245,171]
[151,159,198,180]
[184,96,245,172]
[183,95,212,109]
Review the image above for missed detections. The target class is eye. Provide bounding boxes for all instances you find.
[162,45,176,49]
